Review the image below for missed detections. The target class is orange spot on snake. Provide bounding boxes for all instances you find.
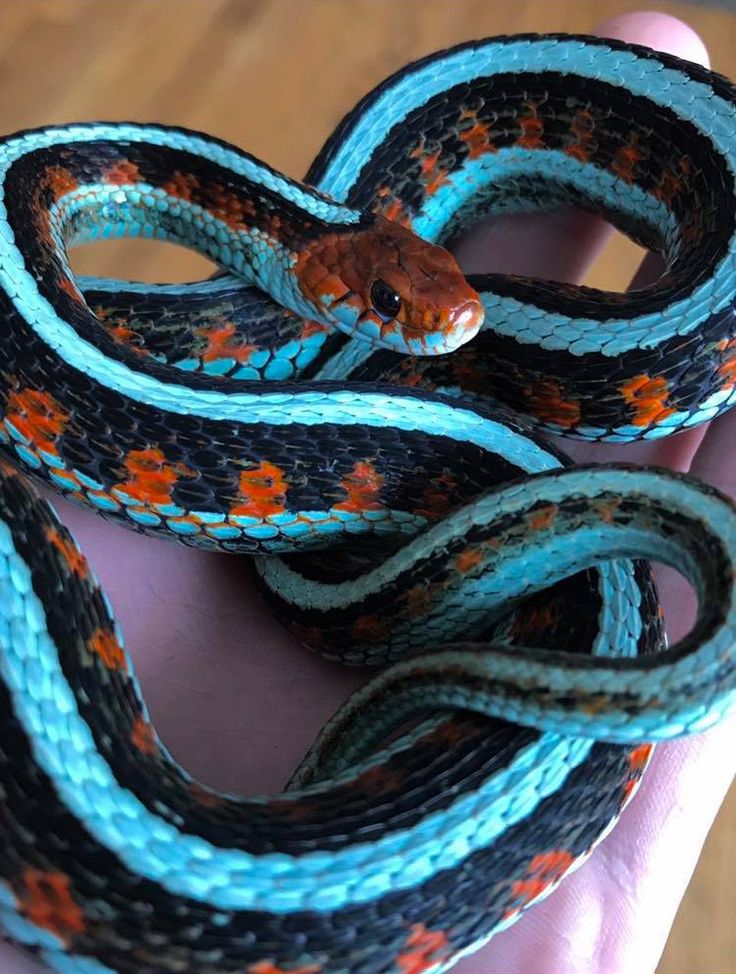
[385,198,412,225]
[232,461,288,519]
[504,850,575,919]
[717,337,736,389]
[419,149,450,195]
[88,627,128,673]
[528,504,557,532]
[653,156,692,204]
[267,795,320,824]
[59,275,84,305]
[44,166,78,201]
[94,307,149,357]
[4,387,70,457]
[611,137,646,183]
[17,869,85,943]
[104,160,142,185]
[46,528,87,579]
[415,471,457,520]
[593,496,622,524]
[455,546,483,573]
[510,601,561,641]
[335,460,384,513]
[564,109,596,162]
[115,447,193,508]
[425,719,472,748]
[351,614,390,644]
[450,357,489,395]
[525,379,581,429]
[105,320,149,355]
[620,374,676,426]
[397,924,450,974]
[355,764,403,794]
[620,779,638,805]
[188,781,224,809]
[162,170,201,202]
[196,320,255,365]
[621,742,654,805]
[404,584,432,617]
[458,110,496,159]
[397,370,424,388]
[203,182,257,229]
[409,139,450,194]
[131,716,157,755]
[408,136,428,163]
[628,742,654,773]
[516,102,545,150]
[375,187,413,227]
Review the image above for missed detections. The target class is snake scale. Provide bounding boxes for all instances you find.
[0,31,735,974]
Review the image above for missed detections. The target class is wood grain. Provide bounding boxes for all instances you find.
[0,3,733,973]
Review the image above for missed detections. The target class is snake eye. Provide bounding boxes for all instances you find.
[370,279,401,321]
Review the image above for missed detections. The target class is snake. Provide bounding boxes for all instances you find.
[0,31,736,974]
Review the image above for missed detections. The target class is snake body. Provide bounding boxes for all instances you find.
[0,32,736,974]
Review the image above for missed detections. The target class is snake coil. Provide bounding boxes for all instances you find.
[0,32,735,974]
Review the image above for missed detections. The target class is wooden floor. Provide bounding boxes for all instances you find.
[0,1,734,972]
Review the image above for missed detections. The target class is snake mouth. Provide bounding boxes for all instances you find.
[315,286,485,355]
[342,293,485,355]
[397,295,485,355]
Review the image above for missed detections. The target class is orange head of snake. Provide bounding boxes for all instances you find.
[294,216,484,355]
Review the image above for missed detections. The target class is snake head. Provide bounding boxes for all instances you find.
[295,216,484,354]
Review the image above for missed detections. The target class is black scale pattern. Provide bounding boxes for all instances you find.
[306,36,736,436]
[0,31,711,974]
[0,467,650,974]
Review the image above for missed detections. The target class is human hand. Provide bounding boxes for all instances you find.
[1,11,733,974]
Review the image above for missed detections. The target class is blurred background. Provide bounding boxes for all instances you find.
[0,2,734,973]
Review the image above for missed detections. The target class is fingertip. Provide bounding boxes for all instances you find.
[595,10,710,68]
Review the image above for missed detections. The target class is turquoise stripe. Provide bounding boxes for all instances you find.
[595,560,641,660]
[42,953,118,974]
[4,122,358,225]
[316,37,736,358]
[413,146,689,357]
[0,128,555,469]
[263,468,735,738]
[0,254,560,475]
[318,37,736,197]
[0,880,110,971]
[412,147,677,248]
[314,337,374,379]
[362,470,736,739]
[0,906,62,950]
[77,275,237,296]
[47,184,320,324]
[0,514,591,912]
